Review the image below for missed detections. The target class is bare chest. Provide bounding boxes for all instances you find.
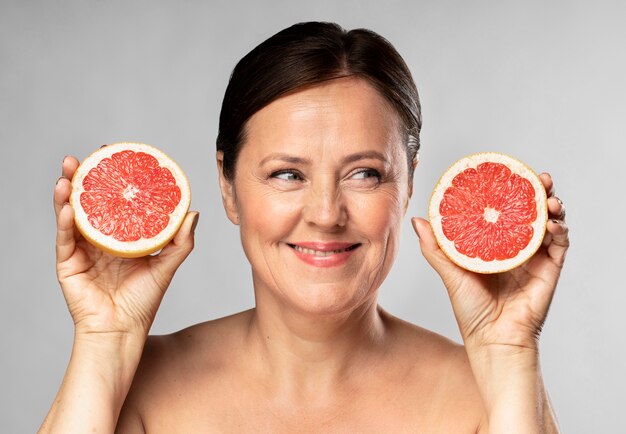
[140,374,481,434]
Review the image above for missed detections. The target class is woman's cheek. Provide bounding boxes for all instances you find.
[239,187,303,241]
[348,187,405,232]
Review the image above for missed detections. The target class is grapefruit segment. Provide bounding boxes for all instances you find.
[429,153,547,274]
[70,142,191,258]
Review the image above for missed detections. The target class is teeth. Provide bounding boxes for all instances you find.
[292,245,353,257]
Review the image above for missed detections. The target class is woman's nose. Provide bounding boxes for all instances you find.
[303,179,347,230]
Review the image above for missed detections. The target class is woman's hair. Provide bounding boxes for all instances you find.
[216,21,421,181]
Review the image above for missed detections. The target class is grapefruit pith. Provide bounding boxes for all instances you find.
[70,142,191,258]
[428,152,547,274]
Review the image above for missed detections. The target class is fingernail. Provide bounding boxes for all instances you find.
[555,196,563,205]
[100,144,109,148]
[551,219,560,224]
[62,155,68,164]
[411,218,420,238]
[191,213,200,234]
[56,176,66,185]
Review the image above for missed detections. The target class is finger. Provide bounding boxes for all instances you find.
[56,202,77,263]
[54,156,80,219]
[542,228,552,248]
[53,176,71,220]
[546,219,569,267]
[62,155,80,180]
[539,172,554,198]
[548,196,565,221]
[411,217,465,288]
[153,212,199,276]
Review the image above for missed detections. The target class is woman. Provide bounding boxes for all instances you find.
[41,22,568,433]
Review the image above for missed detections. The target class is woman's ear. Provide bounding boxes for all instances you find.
[404,152,419,212]
[216,151,240,225]
[409,152,419,197]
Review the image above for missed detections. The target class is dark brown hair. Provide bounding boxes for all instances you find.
[216,21,421,180]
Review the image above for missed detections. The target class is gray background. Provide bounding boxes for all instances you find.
[1,0,624,432]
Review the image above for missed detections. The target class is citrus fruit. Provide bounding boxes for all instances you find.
[70,142,191,258]
[428,152,547,274]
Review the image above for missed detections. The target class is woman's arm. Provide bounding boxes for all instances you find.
[39,333,145,433]
[39,156,198,433]
[413,172,568,434]
[472,348,560,434]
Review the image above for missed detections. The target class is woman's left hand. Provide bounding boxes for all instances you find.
[412,172,569,355]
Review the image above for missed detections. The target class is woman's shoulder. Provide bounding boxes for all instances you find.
[380,310,486,426]
[382,308,464,355]
[124,310,253,401]
[143,308,253,368]
[117,311,254,430]
[381,309,482,398]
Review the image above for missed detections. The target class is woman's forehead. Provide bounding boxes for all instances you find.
[242,78,404,159]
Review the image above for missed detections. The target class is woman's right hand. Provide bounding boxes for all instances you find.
[53,154,199,340]
[40,153,198,433]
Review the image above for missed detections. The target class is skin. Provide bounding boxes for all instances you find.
[41,77,568,433]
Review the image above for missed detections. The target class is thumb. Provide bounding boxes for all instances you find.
[411,217,465,288]
[155,211,199,275]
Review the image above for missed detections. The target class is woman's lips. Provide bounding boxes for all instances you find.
[287,242,361,267]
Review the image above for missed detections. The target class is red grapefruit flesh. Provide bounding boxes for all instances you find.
[428,152,547,274]
[70,142,191,258]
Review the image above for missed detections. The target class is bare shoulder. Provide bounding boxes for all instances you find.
[118,310,254,430]
[117,308,486,432]
[380,310,487,429]
[383,310,471,367]
[142,308,252,370]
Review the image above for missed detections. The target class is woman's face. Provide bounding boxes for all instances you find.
[218,78,412,317]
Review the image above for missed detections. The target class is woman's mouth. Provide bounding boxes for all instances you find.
[287,242,361,267]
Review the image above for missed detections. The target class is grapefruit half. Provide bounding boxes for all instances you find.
[428,152,547,274]
[70,142,191,258]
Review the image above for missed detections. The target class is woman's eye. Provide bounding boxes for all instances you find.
[271,170,303,182]
[351,169,381,181]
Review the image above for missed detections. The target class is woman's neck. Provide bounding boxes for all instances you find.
[245,286,389,399]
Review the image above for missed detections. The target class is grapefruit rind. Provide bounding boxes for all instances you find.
[70,142,191,258]
[428,152,547,274]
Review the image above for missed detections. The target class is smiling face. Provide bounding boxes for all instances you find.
[217,78,412,317]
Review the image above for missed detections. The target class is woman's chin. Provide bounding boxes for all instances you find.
[278,284,377,319]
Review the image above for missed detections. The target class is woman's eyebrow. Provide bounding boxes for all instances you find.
[260,151,388,166]
[342,151,388,164]
[259,153,311,166]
